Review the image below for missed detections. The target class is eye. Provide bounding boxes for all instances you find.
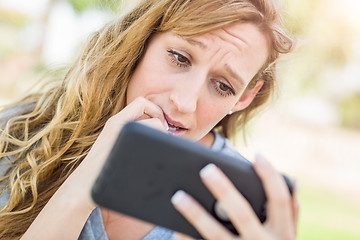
[213,80,236,97]
[167,49,191,68]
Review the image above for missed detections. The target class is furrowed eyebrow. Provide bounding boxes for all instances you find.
[175,34,207,50]
[186,39,207,50]
[225,64,245,89]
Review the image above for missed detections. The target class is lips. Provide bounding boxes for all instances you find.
[164,113,188,134]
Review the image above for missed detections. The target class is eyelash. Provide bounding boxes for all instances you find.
[167,49,236,97]
[213,81,236,96]
[167,50,191,68]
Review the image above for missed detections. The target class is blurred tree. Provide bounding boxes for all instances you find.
[68,0,122,13]
[282,0,358,93]
[340,92,360,130]
[36,0,122,63]
[0,7,27,28]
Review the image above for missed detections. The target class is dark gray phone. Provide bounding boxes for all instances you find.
[91,122,293,238]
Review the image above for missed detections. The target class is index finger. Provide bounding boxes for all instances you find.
[109,97,167,129]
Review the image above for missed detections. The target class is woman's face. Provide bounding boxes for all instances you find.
[127,22,269,144]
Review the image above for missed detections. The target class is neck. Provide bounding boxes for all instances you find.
[197,131,215,147]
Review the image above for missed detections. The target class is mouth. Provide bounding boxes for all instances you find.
[164,114,188,135]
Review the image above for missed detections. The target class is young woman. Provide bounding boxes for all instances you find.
[0,0,298,239]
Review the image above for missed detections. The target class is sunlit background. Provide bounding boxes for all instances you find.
[0,0,359,239]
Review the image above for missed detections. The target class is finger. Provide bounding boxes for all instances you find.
[199,164,264,239]
[174,232,197,240]
[109,97,167,129]
[253,154,295,236]
[137,118,168,132]
[96,97,167,150]
[171,190,235,240]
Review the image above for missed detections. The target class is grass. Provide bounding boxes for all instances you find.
[297,182,360,240]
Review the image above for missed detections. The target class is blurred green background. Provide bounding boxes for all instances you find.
[0,0,359,239]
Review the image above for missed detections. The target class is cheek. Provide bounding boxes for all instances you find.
[127,60,162,103]
[197,102,227,129]
[126,76,141,104]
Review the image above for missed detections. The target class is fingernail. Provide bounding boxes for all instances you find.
[200,163,217,178]
[171,190,186,205]
[164,120,169,131]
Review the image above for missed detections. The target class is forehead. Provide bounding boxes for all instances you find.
[190,23,269,57]
[154,22,269,52]
[187,23,270,80]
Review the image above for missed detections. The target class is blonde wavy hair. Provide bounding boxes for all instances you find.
[0,0,294,238]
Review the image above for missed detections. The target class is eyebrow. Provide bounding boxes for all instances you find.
[225,64,245,88]
[175,34,208,50]
[186,39,207,50]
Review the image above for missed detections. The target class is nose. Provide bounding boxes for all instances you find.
[169,77,204,113]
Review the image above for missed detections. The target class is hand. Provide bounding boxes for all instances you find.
[171,155,299,240]
[65,97,168,210]
[22,97,169,239]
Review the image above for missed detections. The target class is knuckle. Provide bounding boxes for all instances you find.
[134,96,147,105]
[258,165,276,182]
[265,167,278,179]
[274,193,291,207]
[235,206,253,223]
[216,185,232,199]
[215,233,231,240]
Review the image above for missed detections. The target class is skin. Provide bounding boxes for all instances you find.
[172,157,299,239]
[126,22,267,145]
[21,22,299,240]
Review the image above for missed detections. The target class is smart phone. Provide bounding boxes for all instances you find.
[91,122,293,238]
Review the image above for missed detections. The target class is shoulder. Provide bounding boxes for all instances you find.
[211,131,250,163]
[0,156,12,207]
[0,103,36,206]
[0,103,36,178]
[0,103,36,128]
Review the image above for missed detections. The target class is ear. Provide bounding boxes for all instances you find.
[232,80,264,112]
